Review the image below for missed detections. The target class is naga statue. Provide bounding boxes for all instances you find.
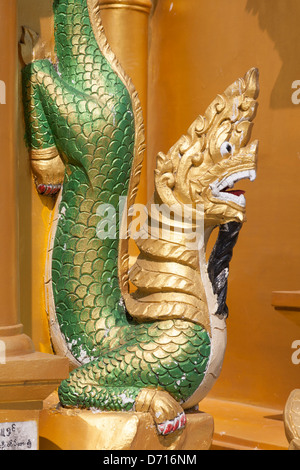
[21,0,259,436]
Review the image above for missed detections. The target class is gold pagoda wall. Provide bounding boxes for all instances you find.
[16,0,300,414]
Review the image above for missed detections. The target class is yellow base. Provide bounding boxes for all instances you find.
[39,392,214,450]
[0,352,69,407]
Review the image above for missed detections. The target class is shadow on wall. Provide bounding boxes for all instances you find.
[17,0,55,338]
[150,0,158,17]
[246,0,300,109]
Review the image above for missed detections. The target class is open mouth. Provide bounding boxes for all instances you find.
[210,169,256,207]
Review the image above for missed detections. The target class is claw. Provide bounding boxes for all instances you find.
[157,412,186,436]
[37,183,61,196]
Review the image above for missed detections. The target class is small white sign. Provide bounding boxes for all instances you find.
[0,421,38,451]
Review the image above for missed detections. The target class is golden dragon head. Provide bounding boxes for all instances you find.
[154,68,259,227]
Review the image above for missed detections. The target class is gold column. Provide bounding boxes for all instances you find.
[99,0,152,263]
[0,0,68,428]
[99,0,152,208]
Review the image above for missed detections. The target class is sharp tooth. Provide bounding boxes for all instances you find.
[236,171,247,181]
[210,184,219,196]
[226,176,235,188]
[249,169,256,182]
[238,194,246,207]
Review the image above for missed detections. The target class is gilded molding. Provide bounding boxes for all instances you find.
[98,0,152,13]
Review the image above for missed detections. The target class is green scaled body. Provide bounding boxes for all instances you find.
[22,0,211,410]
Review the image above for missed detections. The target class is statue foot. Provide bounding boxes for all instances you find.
[157,411,187,436]
[30,147,65,196]
[135,388,186,436]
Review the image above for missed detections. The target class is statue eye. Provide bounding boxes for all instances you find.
[220,141,233,157]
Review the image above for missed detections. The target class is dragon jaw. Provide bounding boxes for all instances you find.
[199,138,259,225]
[210,168,257,209]
[155,68,259,228]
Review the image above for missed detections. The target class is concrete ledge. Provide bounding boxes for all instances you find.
[272,291,300,310]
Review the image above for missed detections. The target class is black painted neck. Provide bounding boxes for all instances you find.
[207,221,242,318]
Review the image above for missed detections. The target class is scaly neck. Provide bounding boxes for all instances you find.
[53,0,110,94]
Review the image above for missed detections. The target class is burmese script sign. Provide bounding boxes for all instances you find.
[0,421,38,450]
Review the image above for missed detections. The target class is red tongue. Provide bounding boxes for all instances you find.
[225,190,245,197]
